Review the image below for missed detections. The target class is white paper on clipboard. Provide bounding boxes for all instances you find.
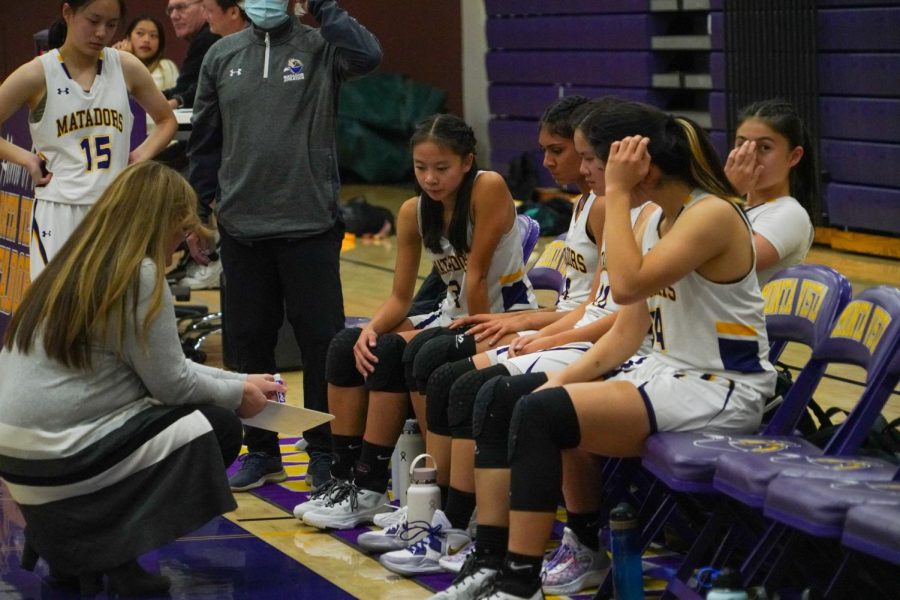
[240,401,334,434]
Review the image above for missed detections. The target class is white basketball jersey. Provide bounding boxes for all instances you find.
[556,192,598,311]
[577,202,653,326]
[418,172,537,321]
[642,189,774,389]
[30,48,132,206]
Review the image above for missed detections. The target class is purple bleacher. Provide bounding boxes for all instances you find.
[710,12,724,51]
[709,130,728,164]
[764,475,900,539]
[821,140,900,188]
[820,97,900,143]
[710,52,725,89]
[486,51,657,87]
[485,0,648,16]
[713,286,900,508]
[709,92,726,130]
[527,266,565,297]
[817,8,900,51]
[490,120,541,156]
[824,183,900,234]
[842,502,900,565]
[819,54,900,96]
[488,85,664,119]
[486,15,653,50]
[642,265,852,493]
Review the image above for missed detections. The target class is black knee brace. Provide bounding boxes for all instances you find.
[472,372,548,468]
[412,332,477,393]
[508,387,581,513]
[402,327,455,390]
[364,333,408,393]
[447,364,510,439]
[425,359,477,436]
[325,327,364,387]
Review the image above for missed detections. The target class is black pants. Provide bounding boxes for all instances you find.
[219,224,345,458]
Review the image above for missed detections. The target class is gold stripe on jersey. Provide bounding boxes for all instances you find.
[498,268,524,285]
[715,322,758,337]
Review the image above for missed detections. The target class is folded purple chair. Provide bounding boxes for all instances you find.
[713,285,900,508]
[842,501,900,565]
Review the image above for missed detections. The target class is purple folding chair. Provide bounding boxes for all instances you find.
[713,285,900,509]
[603,265,851,599]
[842,501,900,565]
[517,213,542,263]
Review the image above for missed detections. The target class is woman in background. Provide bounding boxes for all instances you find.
[116,15,180,90]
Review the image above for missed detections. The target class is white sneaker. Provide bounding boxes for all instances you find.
[293,478,351,519]
[540,527,609,595]
[373,504,407,529]
[379,509,471,575]
[178,258,223,289]
[302,485,390,530]
[438,539,475,573]
[428,557,498,600]
[358,510,409,553]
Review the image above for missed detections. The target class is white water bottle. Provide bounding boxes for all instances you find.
[390,419,424,505]
[405,453,441,545]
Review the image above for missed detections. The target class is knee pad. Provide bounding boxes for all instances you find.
[325,327,364,387]
[508,387,581,512]
[425,359,477,436]
[412,332,477,393]
[402,327,455,390]
[448,363,510,439]
[364,333,408,393]
[472,372,550,468]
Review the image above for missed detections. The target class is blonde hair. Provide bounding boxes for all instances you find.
[5,162,204,368]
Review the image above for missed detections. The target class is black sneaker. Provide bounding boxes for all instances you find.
[228,452,287,491]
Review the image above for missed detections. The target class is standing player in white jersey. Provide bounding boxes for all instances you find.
[435,101,776,600]
[725,99,815,284]
[0,0,176,279]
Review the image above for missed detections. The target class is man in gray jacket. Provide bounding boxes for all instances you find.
[187,0,382,492]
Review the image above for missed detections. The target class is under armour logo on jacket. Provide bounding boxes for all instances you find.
[57,88,69,95]
[229,68,242,77]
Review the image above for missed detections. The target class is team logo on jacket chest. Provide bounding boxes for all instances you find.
[283,58,305,82]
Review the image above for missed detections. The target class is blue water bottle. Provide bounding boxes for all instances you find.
[610,502,644,600]
[706,569,748,600]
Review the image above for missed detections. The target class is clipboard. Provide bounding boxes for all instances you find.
[240,401,334,434]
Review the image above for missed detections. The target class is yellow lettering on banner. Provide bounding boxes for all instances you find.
[0,246,10,315]
[831,301,872,343]
[18,197,33,246]
[762,278,796,316]
[796,280,827,323]
[863,306,890,355]
[12,250,28,312]
[1,192,15,241]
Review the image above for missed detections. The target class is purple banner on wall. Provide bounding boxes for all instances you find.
[0,107,35,340]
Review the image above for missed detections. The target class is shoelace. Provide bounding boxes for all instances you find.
[399,519,443,547]
[541,540,574,575]
[312,479,353,507]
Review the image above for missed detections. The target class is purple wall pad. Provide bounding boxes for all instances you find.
[710,52,724,90]
[820,97,900,143]
[824,183,900,233]
[489,85,664,119]
[487,15,654,50]
[818,7,900,50]
[486,51,657,87]
[709,92,726,130]
[821,139,900,188]
[819,54,900,96]
[486,0,649,16]
[710,11,724,51]
[709,130,728,164]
